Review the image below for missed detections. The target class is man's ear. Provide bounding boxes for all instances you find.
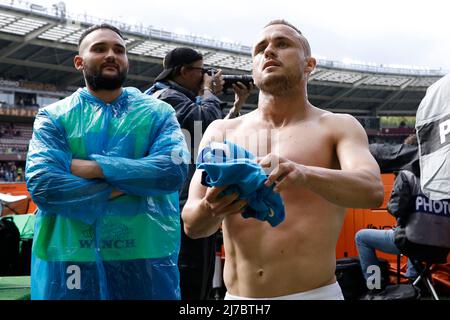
[74,55,84,71]
[304,57,316,75]
[179,66,188,78]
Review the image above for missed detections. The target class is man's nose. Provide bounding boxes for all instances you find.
[264,44,276,59]
[105,48,116,60]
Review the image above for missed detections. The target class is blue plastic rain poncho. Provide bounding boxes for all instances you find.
[25,87,189,300]
[197,141,285,227]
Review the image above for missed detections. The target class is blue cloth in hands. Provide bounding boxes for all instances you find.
[197,141,285,227]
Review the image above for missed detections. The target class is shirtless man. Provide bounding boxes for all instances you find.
[181,19,384,300]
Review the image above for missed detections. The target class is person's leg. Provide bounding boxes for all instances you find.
[405,258,420,279]
[202,232,217,300]
[355,229,400,281]
[178,232,204,300]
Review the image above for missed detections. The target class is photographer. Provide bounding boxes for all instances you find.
[145,47,253,300]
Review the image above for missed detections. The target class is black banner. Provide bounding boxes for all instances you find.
[0,299,437,317]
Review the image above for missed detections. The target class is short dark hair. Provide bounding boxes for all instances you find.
[264,19,311,57]
[78,23,125,47]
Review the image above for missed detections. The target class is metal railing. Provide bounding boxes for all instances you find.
[316,59,447,77]
[0,0,448,76]
[0,0,252,53]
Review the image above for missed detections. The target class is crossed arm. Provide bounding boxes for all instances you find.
[70,159,123,199]
[26,108,188,224]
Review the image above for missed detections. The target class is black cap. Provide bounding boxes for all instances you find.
[155,47,203,82]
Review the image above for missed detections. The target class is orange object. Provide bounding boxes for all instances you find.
[3,177,448,290]
[432,263,450,294]
[336,174,397,260]
[0,182,36,214]
[337,173,450,289]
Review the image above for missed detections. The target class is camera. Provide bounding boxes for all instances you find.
[202,68,218,77]
[222,75,254,92]
[203,67,218,76]
[203,68,254,93]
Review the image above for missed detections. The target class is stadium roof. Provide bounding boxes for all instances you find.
[0,1,447,116]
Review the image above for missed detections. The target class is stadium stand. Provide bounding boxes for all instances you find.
[312,70,365,84]
[0,0,448,165]
[1,2,449,300]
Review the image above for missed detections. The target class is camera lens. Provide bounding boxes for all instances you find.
[222,75,253,92]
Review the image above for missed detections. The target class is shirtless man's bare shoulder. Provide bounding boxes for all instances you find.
[182,20,384,299]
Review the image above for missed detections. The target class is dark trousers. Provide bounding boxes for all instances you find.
[178,222,217,300]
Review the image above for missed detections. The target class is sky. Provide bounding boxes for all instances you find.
[32,0,450,70]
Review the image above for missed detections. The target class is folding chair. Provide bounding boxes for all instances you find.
[405,248,450,300]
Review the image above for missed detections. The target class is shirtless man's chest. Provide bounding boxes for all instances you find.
[224,113,338,169]
[215,111,346,296]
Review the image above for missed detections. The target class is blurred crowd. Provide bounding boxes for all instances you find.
[0,122,23,139]
[0,161,25,182]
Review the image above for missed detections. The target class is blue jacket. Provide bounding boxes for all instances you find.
[26,87,189,300]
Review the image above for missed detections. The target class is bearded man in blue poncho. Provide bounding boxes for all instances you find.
[25,24,189,300]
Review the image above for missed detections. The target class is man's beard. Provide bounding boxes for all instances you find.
[84,66,127,91]
[256,72,302,95]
